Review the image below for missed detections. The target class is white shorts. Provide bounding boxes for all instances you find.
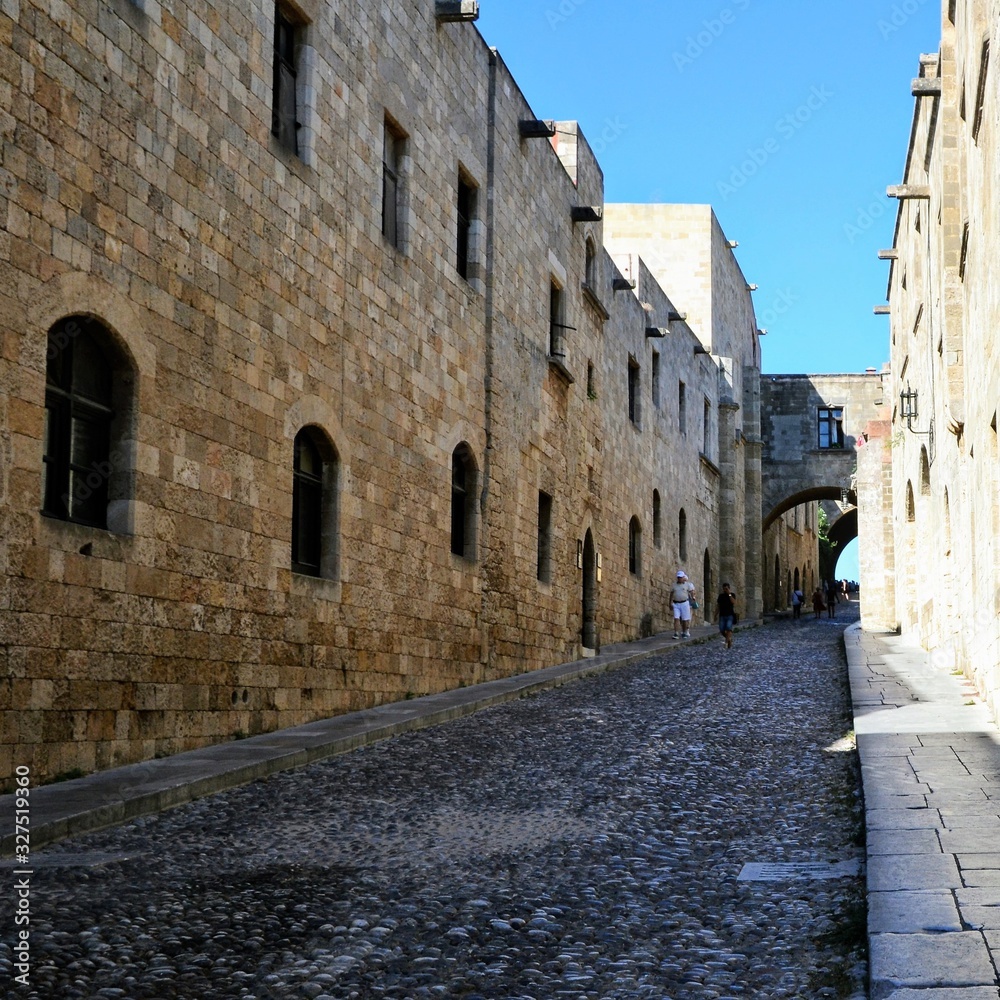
[673,601,692,622]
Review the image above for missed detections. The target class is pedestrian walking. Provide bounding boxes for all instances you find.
[812,587,825,619]
[716,582,737,648]
[826,580,838,619]
[791,587,803,619]
[671,570,696,639]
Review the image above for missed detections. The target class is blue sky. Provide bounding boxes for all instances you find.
[476,0,941,378]
[476,1,943,581]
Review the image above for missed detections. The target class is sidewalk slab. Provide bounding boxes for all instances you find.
[845,624,1000,996]
[868,890,963,933]
[869,931,997,994]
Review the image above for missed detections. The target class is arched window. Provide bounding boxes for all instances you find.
[678,508,688,561]
[451,443,477,560]
[628,516,641,576]
[652,490,662,548]
[794,567,800,593]
[919,446,931,495]
[43,316,131,529]
[906,480,915,522]
[292,427,339,578]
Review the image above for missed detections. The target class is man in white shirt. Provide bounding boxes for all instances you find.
[671,570,697,639]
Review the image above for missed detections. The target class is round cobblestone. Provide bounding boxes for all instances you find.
[3,607,867,998]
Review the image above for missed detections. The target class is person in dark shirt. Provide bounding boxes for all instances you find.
[716,583,737,649]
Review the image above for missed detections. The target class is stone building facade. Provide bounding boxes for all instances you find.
[866,0,1000,722]
[0,1,764,783]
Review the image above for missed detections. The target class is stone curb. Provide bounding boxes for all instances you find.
[1,620,757,858]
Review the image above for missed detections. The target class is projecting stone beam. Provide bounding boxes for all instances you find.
[435,1,479,22]
[873,305,891,315]
[912,77,943,97]
[878,249,898,260]
[518,119,556,139]
[887,185,930,199]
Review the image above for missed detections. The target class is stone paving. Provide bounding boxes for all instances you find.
[1,608,868,999]
[847,625,1000,1000]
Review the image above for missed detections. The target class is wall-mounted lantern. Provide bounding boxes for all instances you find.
[899,384,918,428]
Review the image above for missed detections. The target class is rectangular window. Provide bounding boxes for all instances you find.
[457,176,475,279]
[818,407,844,449]
[651,351,661,408]
[537,491,553,583]
[628,356,641,427]
[972,38,990,143]
[703,396,711,455]
[549,282,565,359]
[272,5,300,154]
[678,381,686,434]
[382,119,404,247]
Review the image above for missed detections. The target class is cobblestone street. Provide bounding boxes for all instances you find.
[2,606,867,1000]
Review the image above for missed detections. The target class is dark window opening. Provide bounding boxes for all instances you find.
[43,318,117,528]
[537,491,553,583]
[678,381,686,434]
[292,430,324,576]
[382,120,403,247]
[272,5,300,154]
[457,176,475,279]
[451,444,476,559]
[972,39,990,142]
[628,516,641,576]
[628,356,640,426]
[549,282,566,359]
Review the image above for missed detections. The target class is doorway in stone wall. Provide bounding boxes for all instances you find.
[582,529,598,651]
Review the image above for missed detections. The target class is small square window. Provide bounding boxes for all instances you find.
[818,407,844,449]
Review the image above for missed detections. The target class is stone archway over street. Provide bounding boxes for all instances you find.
[761,373,887,531]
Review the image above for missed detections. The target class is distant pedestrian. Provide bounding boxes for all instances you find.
[826,580,838,619]
[671,570,696,639]
[791,587,803,619]
[812,588,825,619]
[716,583,737,649]
[840,579,850,603]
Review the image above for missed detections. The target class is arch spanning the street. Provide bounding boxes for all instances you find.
[762,486,858,534]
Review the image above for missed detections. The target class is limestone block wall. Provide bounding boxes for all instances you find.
[0,2,768,783]
[879,0,1000,724]
[761,505,820,613]
[602,205,763,619]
